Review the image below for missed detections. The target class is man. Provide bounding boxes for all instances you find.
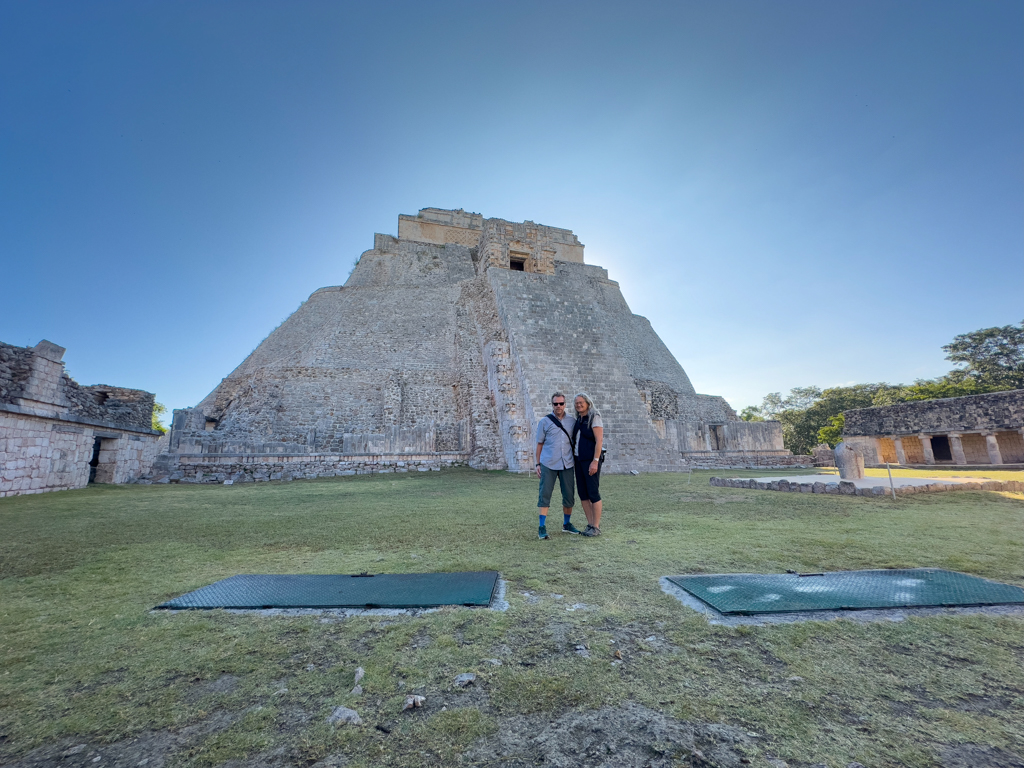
[535,391,582,539]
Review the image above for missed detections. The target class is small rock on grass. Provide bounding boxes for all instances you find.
[354,667,365,684]
[402,695,426,711]
[327,706,362,726]
[350,684,363,695]
[454,673,476,687]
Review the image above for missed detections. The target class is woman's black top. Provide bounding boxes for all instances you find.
[572,415,599,464]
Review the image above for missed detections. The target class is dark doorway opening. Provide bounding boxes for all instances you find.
[509,257,525,271]
[931,435,953,461]
[88,437,102,483]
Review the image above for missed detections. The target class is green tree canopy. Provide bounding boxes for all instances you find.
[152,402,168,434]
[817,413,844,447]
[942,320,1024,390]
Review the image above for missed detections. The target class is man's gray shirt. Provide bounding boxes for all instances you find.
[536,413,576,470]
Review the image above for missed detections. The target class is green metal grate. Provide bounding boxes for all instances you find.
[666,569,1024,615]
[156,571,499,610]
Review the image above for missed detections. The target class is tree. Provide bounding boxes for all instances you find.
[870,376,997,405]
[739,406,764,422]
[768,384,883,456]
[817,413,844,447]
[152,402,168,434]
[942,320,1024,390]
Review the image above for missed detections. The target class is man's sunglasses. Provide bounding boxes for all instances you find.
[552,401,565,406]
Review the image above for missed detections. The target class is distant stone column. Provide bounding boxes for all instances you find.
[984,433,1004,465]
[834,442,865,480]
[947,433,967,465]
[919,435,935,465]
[893,437,907,465]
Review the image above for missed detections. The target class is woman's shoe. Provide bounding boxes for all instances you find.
[582,525,598,537]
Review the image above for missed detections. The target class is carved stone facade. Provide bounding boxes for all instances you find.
[162,208,807,483]
[842,389,1024,466]
[0,340,163,497]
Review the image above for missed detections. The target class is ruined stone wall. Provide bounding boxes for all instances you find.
[676,451,811,470]
[154,453,465,485]
[676,420,784,453]
[0,342,34,403]
[0,407,162,497]
[844,390,1024,436]
[63,383,155,431]
[0,339,170,496]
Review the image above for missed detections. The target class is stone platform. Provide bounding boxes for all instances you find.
[710,474,1023,497]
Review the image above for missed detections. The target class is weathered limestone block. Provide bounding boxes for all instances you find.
[834,442,865,480]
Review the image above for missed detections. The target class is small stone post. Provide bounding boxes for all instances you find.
[834,442,865,480]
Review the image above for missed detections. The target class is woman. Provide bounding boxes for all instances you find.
[572,392,604,536]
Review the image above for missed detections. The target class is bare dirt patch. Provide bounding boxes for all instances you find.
[464,701,756,767]
[2,711,240,768]
[939,743,1024,768]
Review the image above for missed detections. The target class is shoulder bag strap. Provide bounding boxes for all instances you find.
[546,413,576,448]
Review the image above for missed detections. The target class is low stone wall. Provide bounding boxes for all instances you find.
[709,476,1023,497]
[681,451,813,469]
[145,452,470,484]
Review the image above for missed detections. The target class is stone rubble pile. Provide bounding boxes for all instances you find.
[709,476,1023,496]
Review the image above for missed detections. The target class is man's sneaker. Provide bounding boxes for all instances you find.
[582,525,601,537]
[562,522,582,535]
[538,525,550,540]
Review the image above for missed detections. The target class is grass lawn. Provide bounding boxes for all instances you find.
[1,468,1022,767]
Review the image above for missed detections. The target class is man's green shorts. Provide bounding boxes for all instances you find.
[538,464,576,508]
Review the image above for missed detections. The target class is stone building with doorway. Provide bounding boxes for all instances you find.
[0,340,164,497]
[162,207,806,482]
[841,389,1024,467]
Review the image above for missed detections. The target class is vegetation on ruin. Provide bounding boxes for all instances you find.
[152,402,168,434]
[1,467,1022,767]
[741,321,1024,454]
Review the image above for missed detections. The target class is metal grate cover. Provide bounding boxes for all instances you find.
[666,569,1024,615]
[156,571,499,610]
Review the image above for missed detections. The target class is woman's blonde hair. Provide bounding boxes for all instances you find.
[573,392,600,427]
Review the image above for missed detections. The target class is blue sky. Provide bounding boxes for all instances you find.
[1,0,1021,421]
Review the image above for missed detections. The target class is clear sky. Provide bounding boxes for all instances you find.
[1,0,1021,421]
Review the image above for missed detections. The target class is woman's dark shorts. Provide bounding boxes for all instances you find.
[574,460,601,503]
